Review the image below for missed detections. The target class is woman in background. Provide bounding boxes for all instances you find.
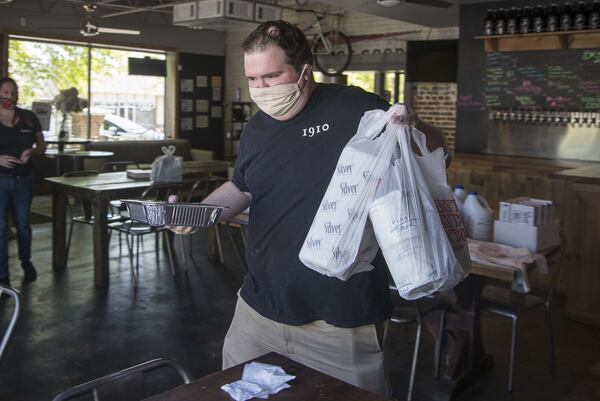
[0,77,46,286]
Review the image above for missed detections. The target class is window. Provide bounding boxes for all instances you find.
[313,70,405,103]
[8,35,171,141]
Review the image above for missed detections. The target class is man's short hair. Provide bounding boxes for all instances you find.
[242,20,313,72]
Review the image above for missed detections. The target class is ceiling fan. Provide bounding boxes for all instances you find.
[377,0,454,8]
[48,1,141,37]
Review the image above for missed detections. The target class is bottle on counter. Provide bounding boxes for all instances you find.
[560,2,573,31]
[453,185,468,204]
[507,7,520,34]
[589,0,600,29]
[520,6,533,33]
[533,4,546,33]
[462,192,494,242]
[484,8,496,35]
[546,3,560,32]
[574,1,587,29]
[495,8,507,35]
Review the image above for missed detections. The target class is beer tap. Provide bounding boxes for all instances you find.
[582,112,590,127]
[523,111,531,125]
[572,112,581,127]
[515,110,523,124]
[531,111,539,125]
[553,111,561,126]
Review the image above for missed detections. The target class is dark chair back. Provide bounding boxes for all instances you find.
[186,176,228,202]
[101,161,140,173]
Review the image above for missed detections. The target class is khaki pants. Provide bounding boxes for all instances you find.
[222,296,389,398]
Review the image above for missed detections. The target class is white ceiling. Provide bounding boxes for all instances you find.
[20,0,503,29]
[311,0,502,28]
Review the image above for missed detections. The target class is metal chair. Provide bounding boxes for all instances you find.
[480,244,563,392]
[63,170,100,261]
[110,184,181,285]
[388,284,448,401]
[179,176,228,266]
[51,357,193,401]
[0,285,21,364]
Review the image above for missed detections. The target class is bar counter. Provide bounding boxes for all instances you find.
[450,153,600,327]
[551,165,600,327]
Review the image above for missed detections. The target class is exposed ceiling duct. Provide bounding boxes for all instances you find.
[172,0,282,31]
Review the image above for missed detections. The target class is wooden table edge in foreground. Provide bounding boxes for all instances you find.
[142,352,387,401]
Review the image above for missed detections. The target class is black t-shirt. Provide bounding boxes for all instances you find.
[0,108,41,176]
[233,83,392,328]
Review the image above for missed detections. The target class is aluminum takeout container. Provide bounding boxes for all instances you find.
[122,200,227,228]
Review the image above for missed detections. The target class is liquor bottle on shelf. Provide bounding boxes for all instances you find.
[574,1,587,29]
[520,6,532,33]
[546,3,560,32]
[495,8,507,35]
[560,2,573,31]
[533,4,546,32]
[484,9,496,35]
[590,0,600,29]
[507,7,520,34]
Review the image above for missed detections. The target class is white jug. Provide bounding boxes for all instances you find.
[462,192,493,241]
[453,185,468,203]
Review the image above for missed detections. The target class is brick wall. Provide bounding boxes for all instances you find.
[410,82,457,153]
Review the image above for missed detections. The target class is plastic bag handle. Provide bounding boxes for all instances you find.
[161,145,176,156]
[363,104,406,140]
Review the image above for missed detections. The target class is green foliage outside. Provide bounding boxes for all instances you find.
[8,40,115,107]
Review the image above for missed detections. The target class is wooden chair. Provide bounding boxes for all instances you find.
[0,285,21,363]
[51,358,192,401]
[480,243,563,392]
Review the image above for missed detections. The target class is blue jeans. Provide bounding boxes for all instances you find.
[0,175,33,279]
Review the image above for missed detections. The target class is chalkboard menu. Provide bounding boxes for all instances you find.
[485,49,600,111]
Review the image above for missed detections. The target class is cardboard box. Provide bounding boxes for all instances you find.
[498,197,554,226]
[493,220,560,252]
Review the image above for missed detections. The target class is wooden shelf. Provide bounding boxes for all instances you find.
[476,29,600,52]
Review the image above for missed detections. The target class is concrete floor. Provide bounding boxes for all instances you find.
[1,196,599,401]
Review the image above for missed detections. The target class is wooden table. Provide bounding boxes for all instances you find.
[45,149,115,174]
[431,246,560,401]
[47,161,229,288]
[143,352,386,401]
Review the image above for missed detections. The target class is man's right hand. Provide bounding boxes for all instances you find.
[167,195,196,235]
[0,155,20,169]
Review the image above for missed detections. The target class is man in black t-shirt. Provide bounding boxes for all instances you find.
[174,21,449,397]
[0,77,46,286]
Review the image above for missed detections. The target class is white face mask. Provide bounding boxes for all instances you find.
[249,64,311,120]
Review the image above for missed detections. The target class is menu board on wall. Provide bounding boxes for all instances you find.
[485,49,600,111]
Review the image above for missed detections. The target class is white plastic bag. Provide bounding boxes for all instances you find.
[299,105,406,279]
[368,125,468,300]
[151,145,182,183]
[410,128,472,289]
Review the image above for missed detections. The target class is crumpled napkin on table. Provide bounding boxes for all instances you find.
[221,362,296,401]
[468,239,548,293]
